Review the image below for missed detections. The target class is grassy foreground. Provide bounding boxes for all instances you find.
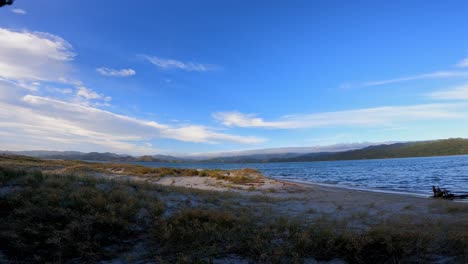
[0,156,468,263]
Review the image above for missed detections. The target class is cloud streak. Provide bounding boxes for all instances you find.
[363,71,468,87]
[354,57,468,87]
[214,104,468,129]
[456,58,468,68]
[11,9,26,15]
[142,55,216,72]
[96,67,136,77]
[428,83,468,100]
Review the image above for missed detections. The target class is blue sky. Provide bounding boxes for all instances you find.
[2,1,468,155]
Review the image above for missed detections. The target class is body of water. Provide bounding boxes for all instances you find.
[130,155,468,196]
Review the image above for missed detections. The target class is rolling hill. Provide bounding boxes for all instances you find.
[280,138,468,162]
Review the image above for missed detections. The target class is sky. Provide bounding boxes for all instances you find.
[2,1,468,155]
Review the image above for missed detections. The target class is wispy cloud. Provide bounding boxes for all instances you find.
[213,104,468,129]
[0,81,264,154]
[96,67,136,77]
[352,57,468,87]
[142,55,216,72]
[456,58,468,68]
[213,112,293,129]
[11,9,26,15]
[363,71,468,87]
[45,87,73,95]
[0,27,114,108]
[74,86,112,106]
[428,83,468,100]
[0,28,74,82]
[76,87,102,100]
[160,125,263,144]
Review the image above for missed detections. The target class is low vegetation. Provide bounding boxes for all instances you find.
[0,167,164,262]
[1,156,468,263]
[0,154,264,185]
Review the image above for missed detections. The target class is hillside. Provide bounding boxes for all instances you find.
[197,138,468,163]
[284,138,468,162]
[199,153,306,163]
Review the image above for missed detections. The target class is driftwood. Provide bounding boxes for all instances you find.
[432,186,468,199]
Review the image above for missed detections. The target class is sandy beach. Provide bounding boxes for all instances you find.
[88,164,468,226]
[2,154,466,224]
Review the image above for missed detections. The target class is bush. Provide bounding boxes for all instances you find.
[0,168,164,262]
[152,208,255,259]
[0,166,28,183]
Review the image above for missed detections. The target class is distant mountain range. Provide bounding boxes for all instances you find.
[0,151,186,163]
[182,142,380,160]
[2,138,468,163]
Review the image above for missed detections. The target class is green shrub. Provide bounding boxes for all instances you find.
[229,175,251,184]
[0,170,165,263]
[152,208,255,259]
[185,169,200,176]
[0,166,27,183]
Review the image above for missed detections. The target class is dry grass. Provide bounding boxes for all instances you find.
[2,155,468,263]
[0,155,266,187]
[0,166,164,262]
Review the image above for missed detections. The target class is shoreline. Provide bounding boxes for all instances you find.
[2,155,468,232]
[127,156,468,199]
[129,153,468,165]
[277,177,431,199]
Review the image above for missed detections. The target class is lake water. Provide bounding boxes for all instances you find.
[131,155,468,196]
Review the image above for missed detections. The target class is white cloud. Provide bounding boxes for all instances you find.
[76,87,99,100]
[0,27,259,153]
[96,67,136,77]
[142,55,215,72]
[161,125,263,144]
[0,28,75,81]
[213,112,292,129]
[363,71,468,87]
[456,58,468,68]
[71,86,112,107]
[47,87,73,95]
[0,27,109,107]
[428,83,468,100]
[213,104,468,129]
[0,81,264,154]
[11,9,26,15]
[76,86,101,100]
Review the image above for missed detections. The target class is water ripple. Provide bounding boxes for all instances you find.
[133,155,468,196]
